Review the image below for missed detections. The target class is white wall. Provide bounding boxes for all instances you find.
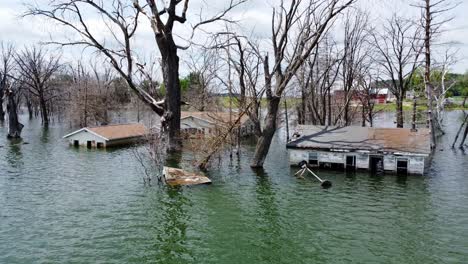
[66,131,106,147]
[288,148,426,174]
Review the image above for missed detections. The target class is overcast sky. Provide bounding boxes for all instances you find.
[1,0,467,74]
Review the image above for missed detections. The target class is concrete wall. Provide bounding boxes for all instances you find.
[288,148,426,174]
[66,131,106,147]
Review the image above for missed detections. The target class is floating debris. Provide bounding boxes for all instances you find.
[163,166,212,186]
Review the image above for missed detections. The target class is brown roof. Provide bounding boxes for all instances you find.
[287,125,431,155]
[181,111,250,125]
[87,123,148,140]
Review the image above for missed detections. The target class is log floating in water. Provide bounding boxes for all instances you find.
[163,166,212,186]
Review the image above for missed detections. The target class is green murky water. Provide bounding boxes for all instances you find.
[1,112,467,263]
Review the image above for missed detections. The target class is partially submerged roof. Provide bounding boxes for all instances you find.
[287,125,431,155]
[63,123,148,141]
[181,111,249,125]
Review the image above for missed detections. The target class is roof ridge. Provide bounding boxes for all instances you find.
[87,123,143,128]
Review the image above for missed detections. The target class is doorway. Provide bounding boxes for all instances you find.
[396,159,408,174]
[346,155,356,170]
[369,156,384,173]
[87,141,92,148]
[73,140,79,147]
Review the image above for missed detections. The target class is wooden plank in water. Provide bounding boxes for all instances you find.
[163,166,212,186]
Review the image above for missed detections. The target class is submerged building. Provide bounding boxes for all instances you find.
[63,123,148,148]
[181,111,255,137]
[287,125,431,175]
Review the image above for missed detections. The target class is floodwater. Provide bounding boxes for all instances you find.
[1,112,467,263]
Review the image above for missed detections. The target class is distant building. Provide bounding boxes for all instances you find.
[369,88,396,104]
[181,111,255,137]
[63,123,148,148]
[287,125,431,175]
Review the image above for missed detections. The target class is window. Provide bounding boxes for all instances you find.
[346,155,356,170]
[308,152,319,166]
[396,159,408,174]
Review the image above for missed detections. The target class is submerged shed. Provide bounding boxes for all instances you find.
[287,125,431,175]
[63,123,148,148]
[181,111,255,137]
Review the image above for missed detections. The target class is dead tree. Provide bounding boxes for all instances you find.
[0,43,16,122]
[341,10,369,126]
[356,66,380,127]
[413,0,459,148]
[28,0,245,150]
[295,35,342,126]
[250,0,356,168]
[371,15,423,128]
[3,85,24,138]
[185,49,219,111]
[15,46,61,126]
[0,43,24,138]
[452,113,468,148]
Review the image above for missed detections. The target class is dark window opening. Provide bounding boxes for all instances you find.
[369,156,384,174]
[73,140,79,147]
[87,141,92,148]
[97,142,104,149]
[319,162,344,170]
[308,152,319,166]
[397,159,408,174]
[346,156,356,170]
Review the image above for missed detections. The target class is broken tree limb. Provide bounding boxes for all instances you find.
[452,113,468,148]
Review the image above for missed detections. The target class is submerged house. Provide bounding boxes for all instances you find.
[287,125,431,175]
[181,111,255,137]
[63,123,148,148]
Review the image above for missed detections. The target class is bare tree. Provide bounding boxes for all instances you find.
[1,43,24,138]
[3,82,24,138]
[341,9,369,126]
[28,0,245,150]
[371,15,423,128]
[0,43,16,122]
[15,46,62,126]
[184,49,219,111]
[432,49,458,133]
[250,0,356,168]
[295,35,342,126]
[413,0,459,148]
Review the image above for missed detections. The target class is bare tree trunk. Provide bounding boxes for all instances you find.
[39,94,49,126]
[3,89,24,138]
[284,98,289,141]
[159,43,181,150]
[26,99,33,119]
[411,96,417,131]
[424,0,436,149]
[0,88,4,122]
[460,121,468,148]
[251,97,280,168]
[361,106,366,127]
[396,96,404,128]
[452,114,467,148]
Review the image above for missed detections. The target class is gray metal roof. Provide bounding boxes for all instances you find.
[287,125,431,155]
